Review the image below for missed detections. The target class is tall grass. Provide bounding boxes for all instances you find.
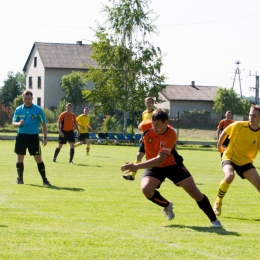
[0,141,260,259]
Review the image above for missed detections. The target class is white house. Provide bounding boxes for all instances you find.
[156,81,219,117]
[23,41,98,109]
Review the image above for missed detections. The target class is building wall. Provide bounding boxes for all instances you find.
[155,96,215,117]
[26,49,45,106]
[44,68,95,108]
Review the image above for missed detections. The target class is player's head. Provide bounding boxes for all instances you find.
[144,97,155,110]
[249,105,260,126]
[66,103,72,113]
[22,90,33,107]
[83,107,89,115]
[225,110,232,119]
[151,109,169,134]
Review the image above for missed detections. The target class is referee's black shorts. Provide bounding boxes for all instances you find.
[15,133,41,156]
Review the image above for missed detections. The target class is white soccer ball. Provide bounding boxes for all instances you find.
[114,140,119,145]
[97,139,102,144]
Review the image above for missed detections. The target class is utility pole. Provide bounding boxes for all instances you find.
[249,71,259,105]
[232,60,242,98]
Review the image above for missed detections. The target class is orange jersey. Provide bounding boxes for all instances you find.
[144,126,177,167]
[139,119,152,132]
[218,119,234,131]
[58,112,77,131]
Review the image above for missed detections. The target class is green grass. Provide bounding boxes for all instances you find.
[1,141,260,259]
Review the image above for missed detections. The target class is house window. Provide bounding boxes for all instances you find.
[37,76,41,88]
[37,97,41,106]
[34,57,37,67]
[29,77,33,88]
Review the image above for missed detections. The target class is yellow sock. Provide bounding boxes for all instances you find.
[217,180,230,202]
[131,160,141,178]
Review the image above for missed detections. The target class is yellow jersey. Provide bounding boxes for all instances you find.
[76,114,91,134]
[223,121,260,165]
[142,109,155,121]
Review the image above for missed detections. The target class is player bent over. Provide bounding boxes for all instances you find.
[121,109,222,227]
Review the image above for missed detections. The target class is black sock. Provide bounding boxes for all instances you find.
[148,190,169,207]
[197,194,217,222]
[70,149,74,161]
[54,148,60,159]
[16,162,24,181]
[37,162,47,181]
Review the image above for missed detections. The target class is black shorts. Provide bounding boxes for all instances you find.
[142,163,192,186]
[78,133,89,141]
[222,160,255,179]
[15,133,41,156]
[59,131,75,144]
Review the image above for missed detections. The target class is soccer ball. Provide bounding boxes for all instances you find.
[114,140,119,145]
[97,139,102,144]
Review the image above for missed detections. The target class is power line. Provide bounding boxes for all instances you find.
[157,13,260,27]
[0,13,260,29]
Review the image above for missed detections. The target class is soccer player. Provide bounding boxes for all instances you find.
[53,103,79,164]
[121,109,222,227]
[12,90,51,186]
[75,107,93,155]
[214,105,260,216]
[216,110,234,158]
[123,97,155,180]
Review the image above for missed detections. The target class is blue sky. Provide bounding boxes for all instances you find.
[1,0,260,97]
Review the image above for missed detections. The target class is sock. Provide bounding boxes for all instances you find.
[16,162,24,181]
[54,148,60,159]
[74,142,79,147]
[70,149,75,162]
[217,180,230,202]
[37,162,47,181]
[86,147,90,154]
[130,160,141,178]
[196,194,217,222]
[148,190,169,207]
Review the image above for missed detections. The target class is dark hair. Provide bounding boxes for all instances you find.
[22,90,33,96]
[66,103,72,107]
[84,107,89,110]
[151,108,169,122]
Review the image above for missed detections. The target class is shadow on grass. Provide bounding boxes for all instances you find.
[53,162,102,167]
[0,225,8,228]
[28,184,84,192]
[224,216,260,222]
[166,224,240,236]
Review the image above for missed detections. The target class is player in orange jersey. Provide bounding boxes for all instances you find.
[121,109,222,227]
[53,103,79,164]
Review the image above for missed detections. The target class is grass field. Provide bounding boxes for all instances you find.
[1,140,260,259]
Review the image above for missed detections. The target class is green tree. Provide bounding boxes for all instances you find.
[0,71,26,106]
[86,0,166,134]
[60,71,87,111]
[213,88,251,116]
[10,94,23,111]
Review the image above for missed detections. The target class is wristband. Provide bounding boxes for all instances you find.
[43,136,47,140]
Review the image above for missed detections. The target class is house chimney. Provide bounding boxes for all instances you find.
[191,81,195,88]
[76,41,82,45]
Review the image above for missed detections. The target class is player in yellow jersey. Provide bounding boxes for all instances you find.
[75,107,93,155]
[123,97,155,180]
[214,105,260,216]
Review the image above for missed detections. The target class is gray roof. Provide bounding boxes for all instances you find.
[23,41,98,71]
[161,84,219,101]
